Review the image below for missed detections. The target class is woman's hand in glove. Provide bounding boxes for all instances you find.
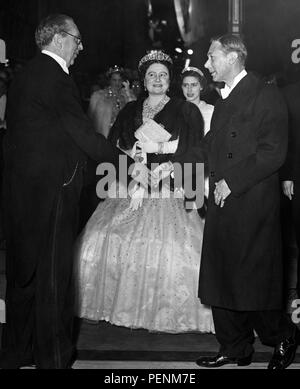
[137,140,159,154]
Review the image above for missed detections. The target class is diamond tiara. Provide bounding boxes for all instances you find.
[182,66,204,77]
[138,50,173,70]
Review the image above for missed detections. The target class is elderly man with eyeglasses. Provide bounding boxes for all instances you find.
[0,14,122,369]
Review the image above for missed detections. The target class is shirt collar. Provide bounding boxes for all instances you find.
[41,50,69,74]
[220,69,247,99]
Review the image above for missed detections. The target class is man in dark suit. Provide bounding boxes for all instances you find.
[0,14,134,369]
[281,80,300,299]
[196,34,299,369]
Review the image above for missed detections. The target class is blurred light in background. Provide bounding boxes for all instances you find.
[175,47,183,53]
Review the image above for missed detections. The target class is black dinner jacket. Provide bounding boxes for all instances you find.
[5,52,119,188]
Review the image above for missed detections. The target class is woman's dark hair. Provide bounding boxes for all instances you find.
[181,69,207,91]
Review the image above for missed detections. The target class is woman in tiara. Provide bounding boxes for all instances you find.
[181,67,214,136]
[88,65,136,138]
[181,67,214,209]
[74,50,214,333]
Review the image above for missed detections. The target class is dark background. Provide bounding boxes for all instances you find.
[1,0,300,83]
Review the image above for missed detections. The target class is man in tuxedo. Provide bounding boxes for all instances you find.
[281,80,300,299]
[196,34,299,369]
[0,14,130,369]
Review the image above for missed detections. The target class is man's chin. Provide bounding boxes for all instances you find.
[70,56,78,67]
[212,75,220,83]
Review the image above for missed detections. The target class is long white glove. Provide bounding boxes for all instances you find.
[128,160,151,210]
[137,139,179,154]
[130,161,150,189]
[128,184,145,210]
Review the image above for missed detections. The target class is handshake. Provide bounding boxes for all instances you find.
[130,161,174,189]
[128,161,174,211]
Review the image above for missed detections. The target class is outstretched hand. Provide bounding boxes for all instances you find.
[130,161,151,189]
[151,162,173,188]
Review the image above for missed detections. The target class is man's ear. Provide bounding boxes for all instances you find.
[228,51,238,65]
[52,33,63,50]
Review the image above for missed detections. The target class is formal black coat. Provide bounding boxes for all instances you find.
[4,53,119,285]
[199,73,288,311]
[2,53,120,368]
[280,81,300,297]
[280,81,300,182]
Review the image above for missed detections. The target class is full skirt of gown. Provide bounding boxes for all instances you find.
[74,188,214,334]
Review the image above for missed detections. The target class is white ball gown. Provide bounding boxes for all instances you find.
[74,97,215,334]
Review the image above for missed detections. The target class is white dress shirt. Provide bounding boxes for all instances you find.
[41,50,69,74]
[220,69,247,99]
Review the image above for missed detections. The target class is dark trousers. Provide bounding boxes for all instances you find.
[0,129,5,241]
[212,306,296,359]
[292,182,300,296]
[2,167,82,368]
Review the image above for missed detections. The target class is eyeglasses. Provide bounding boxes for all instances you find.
[61,30,82,46]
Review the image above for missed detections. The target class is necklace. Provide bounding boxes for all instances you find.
[143,95,170,120]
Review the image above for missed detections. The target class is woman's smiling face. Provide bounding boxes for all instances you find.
[144,63,170,96]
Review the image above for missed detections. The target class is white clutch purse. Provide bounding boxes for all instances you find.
[134,119,171,142]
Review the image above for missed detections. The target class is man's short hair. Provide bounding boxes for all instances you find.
[35,14,74,50]
[212,34,248,65]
